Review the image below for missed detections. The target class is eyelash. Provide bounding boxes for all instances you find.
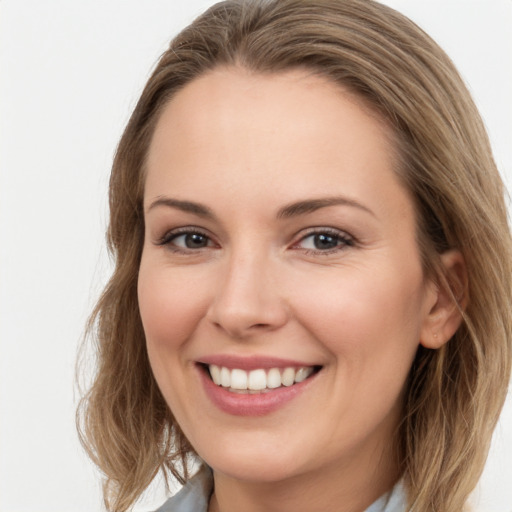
[293,228,355,255]
[155,227,355,255]
[156,227,216,253]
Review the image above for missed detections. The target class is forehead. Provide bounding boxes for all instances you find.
[148,67,394,156]
[144,67,412,222]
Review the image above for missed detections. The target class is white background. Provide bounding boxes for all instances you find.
[0,1,511,511]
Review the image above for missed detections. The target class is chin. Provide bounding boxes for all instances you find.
[209,457,302,484]
[195,434,309,483]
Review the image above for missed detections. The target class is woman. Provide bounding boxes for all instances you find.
[77,1,512,511]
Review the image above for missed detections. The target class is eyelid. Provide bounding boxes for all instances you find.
[291,227,355,253]
[155,226,217,250]
[153,225,355,254]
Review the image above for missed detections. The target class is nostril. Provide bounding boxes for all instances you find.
[206,289,289,337]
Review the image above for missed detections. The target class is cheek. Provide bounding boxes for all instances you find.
[137,260,212,417]
[291,265,425,372]
[137,260,210,350]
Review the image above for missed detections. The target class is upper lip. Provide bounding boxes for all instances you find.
[197,354,321,371]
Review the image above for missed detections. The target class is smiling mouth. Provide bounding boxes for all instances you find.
[201,364,322,394]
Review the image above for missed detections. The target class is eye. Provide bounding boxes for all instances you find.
[172,232,211,249]
[294,229,354,253]
[157,228,216,252]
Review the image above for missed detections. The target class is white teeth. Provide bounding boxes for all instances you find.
[207,365,316,392]
[267,368,282,389]
[281,367,295,387]
[230,369,248,390]
[220,366,231,388]
[248,369,267,390]
[210,364,221,385]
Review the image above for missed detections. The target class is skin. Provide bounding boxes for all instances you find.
[138,68,461,512]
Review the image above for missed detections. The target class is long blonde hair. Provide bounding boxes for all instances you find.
[77,1,512,510]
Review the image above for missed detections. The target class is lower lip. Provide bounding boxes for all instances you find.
[198,366,317,416]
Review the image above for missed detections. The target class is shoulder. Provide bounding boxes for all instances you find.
[366,479,407,512]
[153,466,213,512]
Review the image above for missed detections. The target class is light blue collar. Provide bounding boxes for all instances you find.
[154,466,407,512]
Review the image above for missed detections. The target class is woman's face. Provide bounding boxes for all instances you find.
[138,68,438,484]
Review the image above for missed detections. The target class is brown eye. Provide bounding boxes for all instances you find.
[184,233,209,248]
[311,233,339,250]
[171,232,211,249]
[297,230,354,252]
[157,228,216,252]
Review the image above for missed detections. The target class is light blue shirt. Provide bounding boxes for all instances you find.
[154,466,407,511]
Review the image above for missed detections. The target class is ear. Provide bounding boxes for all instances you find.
[420,250,468,349]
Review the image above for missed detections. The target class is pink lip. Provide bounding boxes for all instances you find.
[198,354,317,371]
[197,363,319,417]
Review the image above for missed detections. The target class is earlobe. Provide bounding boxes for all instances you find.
[420,250,467,349]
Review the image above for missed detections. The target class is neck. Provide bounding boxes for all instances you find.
[207,438,400,512]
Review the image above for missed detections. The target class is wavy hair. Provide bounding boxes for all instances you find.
[77,1,512,510]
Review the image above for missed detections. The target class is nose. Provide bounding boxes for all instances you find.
[206,251,289,339]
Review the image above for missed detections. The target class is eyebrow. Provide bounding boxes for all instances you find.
[147,196,216,219]
[277,196,375,219]
[146,195,374,219]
